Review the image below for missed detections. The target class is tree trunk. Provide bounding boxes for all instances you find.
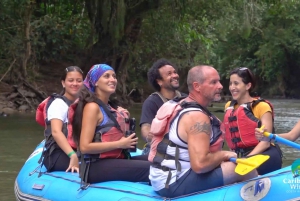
[82,0,160,103]
[21,2,33,80]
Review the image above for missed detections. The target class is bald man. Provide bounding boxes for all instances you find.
[148,65,258,198]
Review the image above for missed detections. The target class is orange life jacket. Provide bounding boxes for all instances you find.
[223,98,274,152]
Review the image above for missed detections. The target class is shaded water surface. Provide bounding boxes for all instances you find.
[1,99,299,200]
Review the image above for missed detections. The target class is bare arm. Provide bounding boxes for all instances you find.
[80,102,137,154]
[51,119,79,172]
[248,112,272,156]
[180,111,236,174]
[51,119,76,156]
[278,120,300,141]
[141,123,151,142]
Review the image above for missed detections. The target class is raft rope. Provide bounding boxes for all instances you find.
[33,169,290,200]
[43,172,165,200]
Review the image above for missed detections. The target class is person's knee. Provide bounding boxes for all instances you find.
[220,162,257,185]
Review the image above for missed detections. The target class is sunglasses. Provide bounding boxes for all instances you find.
[238,67,248,71]
[65,66,83,74]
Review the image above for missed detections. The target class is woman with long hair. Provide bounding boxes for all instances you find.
[223,67,282,175]
[72,64,150,184]
[42,66,83,173]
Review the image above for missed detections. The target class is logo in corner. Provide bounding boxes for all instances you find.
[291,159,300,178]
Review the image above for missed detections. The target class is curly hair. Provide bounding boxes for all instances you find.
[147,59,176,91]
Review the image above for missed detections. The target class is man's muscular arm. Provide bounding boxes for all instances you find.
[179,111,236,174]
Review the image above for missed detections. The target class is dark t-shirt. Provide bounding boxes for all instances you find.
[139,92,186,127]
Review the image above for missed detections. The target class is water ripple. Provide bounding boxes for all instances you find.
[270,99,300,164]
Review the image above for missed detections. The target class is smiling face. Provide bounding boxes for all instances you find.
[157,65,180,91]
[62,71,83,100]
[200,68,223,102]
[95,70,117,95]
[229,73,251,101]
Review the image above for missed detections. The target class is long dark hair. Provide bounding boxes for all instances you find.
[59,66,84,95]
[72,86,119,147]
[72,86,97,146]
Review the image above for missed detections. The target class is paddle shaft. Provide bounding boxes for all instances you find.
[264,132,300,150]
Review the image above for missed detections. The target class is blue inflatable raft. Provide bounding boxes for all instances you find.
[15,141,300,200]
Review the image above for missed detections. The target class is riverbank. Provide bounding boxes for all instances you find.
[0,64,298,116]
[0,62,68,115]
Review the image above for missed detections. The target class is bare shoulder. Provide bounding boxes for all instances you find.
[181,110,210,121]
[83,102,102,125]
[83,102,100,115]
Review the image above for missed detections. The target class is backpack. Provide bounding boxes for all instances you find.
[36,93,72,127]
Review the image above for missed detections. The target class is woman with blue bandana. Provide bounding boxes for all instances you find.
[72,64,150,185]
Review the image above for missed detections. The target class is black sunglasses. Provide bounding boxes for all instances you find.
[239,67,249,71]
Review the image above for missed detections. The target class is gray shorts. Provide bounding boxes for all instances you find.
[157,167,223,198]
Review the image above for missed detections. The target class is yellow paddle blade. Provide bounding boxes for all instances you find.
[235,155,270,175]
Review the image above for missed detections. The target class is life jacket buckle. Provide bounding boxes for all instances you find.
[228,116,237,122]
[229,127,239,132]
[231,137,241,143]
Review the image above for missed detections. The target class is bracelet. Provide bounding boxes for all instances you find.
[67,150,76,157]
[270,134,277,144]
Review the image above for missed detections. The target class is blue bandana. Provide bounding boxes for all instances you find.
[83,64,114,92]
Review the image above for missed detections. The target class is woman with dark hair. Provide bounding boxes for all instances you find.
[42,66,84,173]
[72,64,150,184]
[223,67,282,175]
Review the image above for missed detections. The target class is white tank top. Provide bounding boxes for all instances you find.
[149,107,208,191]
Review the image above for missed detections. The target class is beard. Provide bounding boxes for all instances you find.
[213,91,222,102]
[213,95,222,102]
[164,83,180,91]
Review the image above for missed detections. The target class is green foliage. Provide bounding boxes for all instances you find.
[1,0,300,98]
[210,0,300,97]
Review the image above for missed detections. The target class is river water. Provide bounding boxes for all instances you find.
[1,99,300,200]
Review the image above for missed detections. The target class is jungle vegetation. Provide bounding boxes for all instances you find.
[1,0,300,103]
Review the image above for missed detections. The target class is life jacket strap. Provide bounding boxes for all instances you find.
[78,156,91,190]
[175,146,182,172]
[37,135,59,177]
[165,170,172,189]
[233,146,256,157]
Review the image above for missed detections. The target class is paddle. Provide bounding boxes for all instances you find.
[229,155,270,175]
[263,131,300,150]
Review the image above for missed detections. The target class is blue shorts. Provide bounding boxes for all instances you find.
[157,167,223,198]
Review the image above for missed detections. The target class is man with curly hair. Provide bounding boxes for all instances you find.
[140,59,186,155]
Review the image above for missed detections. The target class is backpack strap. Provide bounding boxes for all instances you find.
[152,90,183,103]
[152,92,168,103]
[60,96,73,106]
[229,100,237,107]
[251,97,274,119]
